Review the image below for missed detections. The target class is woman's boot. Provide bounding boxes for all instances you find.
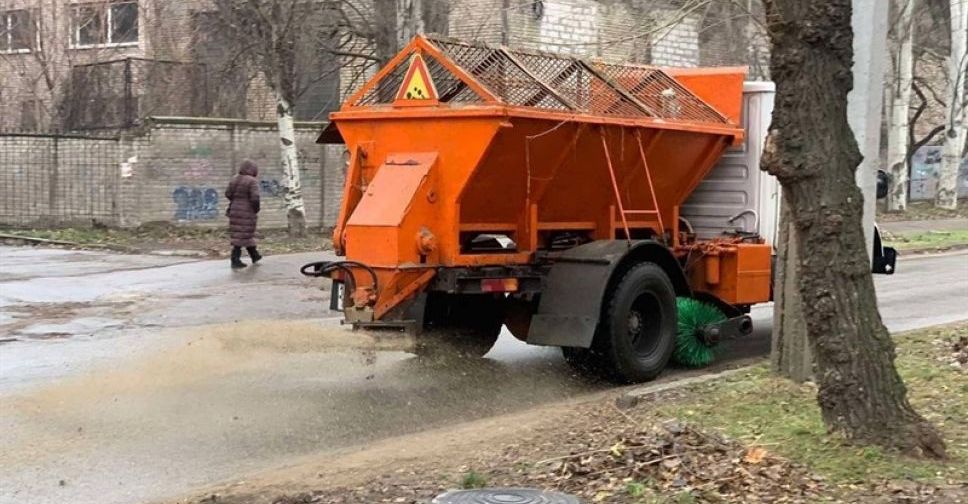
[246,246,263,264]
[231,246,247,269]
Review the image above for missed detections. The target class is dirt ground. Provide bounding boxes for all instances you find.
[0,224,331,257]
[174,325,968,504]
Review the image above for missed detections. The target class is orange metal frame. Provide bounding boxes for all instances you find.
[328,36,767,319]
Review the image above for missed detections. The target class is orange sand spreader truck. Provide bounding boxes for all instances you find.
[302,35,775,384]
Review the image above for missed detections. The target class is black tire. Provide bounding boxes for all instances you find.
[416,294,504,358]
[593,262,678,383]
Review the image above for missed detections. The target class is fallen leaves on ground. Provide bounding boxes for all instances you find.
[947,336,968,369]
[850,479,968,503]
[260,419,833,504]
[527,420,827,503]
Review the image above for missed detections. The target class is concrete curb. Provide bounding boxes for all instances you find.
[147,249,213,258]
[616,365,758,409]
[895,244,968,256]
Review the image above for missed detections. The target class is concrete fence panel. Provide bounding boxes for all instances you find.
[0,133,121,227]
[1,118,346,230]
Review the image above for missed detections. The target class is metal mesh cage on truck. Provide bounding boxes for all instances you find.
[349,36,731,125]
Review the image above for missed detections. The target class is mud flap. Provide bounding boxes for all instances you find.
[526,240,690,348]
[527,257,612,348]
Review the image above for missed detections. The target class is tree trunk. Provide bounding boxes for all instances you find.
[421,0,451,35]
[276,95,307,237]
[770,203,812,382]
[398,0,423,44]
[762,0,946,458]
[936,0,967,209]
[374,0,400,64]
[887,0,914,212]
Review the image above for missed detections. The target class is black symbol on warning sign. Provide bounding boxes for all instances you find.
[396,54,436,101]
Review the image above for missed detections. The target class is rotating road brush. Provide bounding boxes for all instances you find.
[673,297,727,367]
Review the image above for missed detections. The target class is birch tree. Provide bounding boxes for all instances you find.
[887,0,915,211]
[936,0,967,209]
[209,0,418,235]
[211,1,305,235]
[211,0,368,236]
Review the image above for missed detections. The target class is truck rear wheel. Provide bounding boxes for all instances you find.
[592,262,677,383]
[416,294,504,358]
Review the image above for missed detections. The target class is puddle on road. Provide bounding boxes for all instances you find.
[1,298,141,340]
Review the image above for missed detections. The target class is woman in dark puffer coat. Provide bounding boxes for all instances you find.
[225,160,263,269]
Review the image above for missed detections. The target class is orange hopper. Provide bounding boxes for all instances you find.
[312,35,771,383]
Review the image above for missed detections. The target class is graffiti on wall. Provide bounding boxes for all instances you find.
[910,146,968,200]
[184,159,216,179]
[173,186,219,220]
[187,144,213,158]
[260,178,283,197]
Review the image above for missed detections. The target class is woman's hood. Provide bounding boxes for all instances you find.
[239,160,259,177]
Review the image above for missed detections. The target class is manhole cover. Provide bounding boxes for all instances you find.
[432,488,582,504]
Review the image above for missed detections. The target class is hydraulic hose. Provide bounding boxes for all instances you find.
[300,260,380,295]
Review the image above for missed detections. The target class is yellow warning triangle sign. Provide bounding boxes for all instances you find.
[395,54,438,101]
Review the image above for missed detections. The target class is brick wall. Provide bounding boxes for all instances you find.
[1,0,340,129]
[335,0,773,107]
[446,0,700,66]
[0,0,188,130]
[120,118,339,229]
[514,1,603,55]
[448,0,505,42]
[650,9,700,66]
[3,0,770,131]
[697,1,770,78]
[0,118,346,229]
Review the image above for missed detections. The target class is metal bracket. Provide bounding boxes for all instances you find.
[699,314,752,346]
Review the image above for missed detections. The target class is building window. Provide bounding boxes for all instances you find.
[110,1,138,43]
[71,1,139,48]
[1,9,35,53]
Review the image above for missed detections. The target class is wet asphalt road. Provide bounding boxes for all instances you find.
[1,246,966,504]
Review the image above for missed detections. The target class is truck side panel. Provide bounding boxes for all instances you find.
[680,82,778,246]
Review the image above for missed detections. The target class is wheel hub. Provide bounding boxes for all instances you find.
[628,310,643,336]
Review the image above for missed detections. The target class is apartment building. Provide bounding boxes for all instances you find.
[3,1,179,129]
[0,0,341,130]
[1,0,765,131]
